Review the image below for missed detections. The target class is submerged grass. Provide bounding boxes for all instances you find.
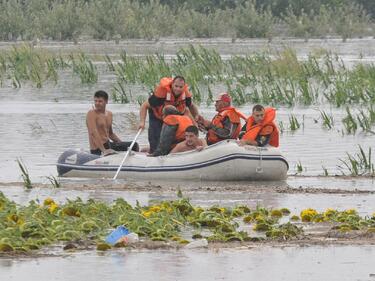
[338,145,375,176]
[2,45,375,111]
[16,159,32,189]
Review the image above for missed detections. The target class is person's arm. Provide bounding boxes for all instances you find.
[209,117,239,139]
[188,102,199,118]
[152,125,178,156]
[255,125,274,147]
[108,112,122,143]
[239,126,274,146]
[256,135,271,147]
[195,138,207,152]
[238,123,247,139]
[196,115,211,132]
[201,138,207,147]
[170,142,185,154]
[239,138,258,146]
[86,111,106,153]
[138,101,150,130]
[184,107,198,126]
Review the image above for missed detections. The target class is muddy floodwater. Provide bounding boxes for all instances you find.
[1,38,375,280]
[1,246,375,281]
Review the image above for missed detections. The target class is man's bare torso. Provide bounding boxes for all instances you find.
[86,109,113,150]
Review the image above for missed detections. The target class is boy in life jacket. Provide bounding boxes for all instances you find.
[238,104,279,147]
[151,105,194,156]
[138,76,199,153]
[196,92,247,145]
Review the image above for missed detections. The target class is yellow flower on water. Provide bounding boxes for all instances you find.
[48,203,59,214]
[149,206,161,213]
[270,209,283,218]
[344,209,357,215]
[142,211,152,218]
[44,198,55,206]
[7,214,19,223]
[161,202,171,209]
[300,208,318,222]
[255,215,265,222]
[324,208,336,217]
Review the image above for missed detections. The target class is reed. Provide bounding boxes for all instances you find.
[320,110,334,129]
[46,175,61,188]
[16,158,32,189]
[69,53,98,84]
[342,107,358,134]
[288,114,300,131]
[338,146,374,176]
[296,160,303,174]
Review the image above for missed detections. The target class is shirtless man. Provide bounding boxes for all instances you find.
[170,125,207,154]
[86,90,139,155]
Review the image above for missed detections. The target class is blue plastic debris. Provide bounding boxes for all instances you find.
[105,226,130,245]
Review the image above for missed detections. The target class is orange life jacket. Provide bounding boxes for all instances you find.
[207,107,247,144]
[242,107,279,147]
[163,114,194,143]
[152,77,192,120]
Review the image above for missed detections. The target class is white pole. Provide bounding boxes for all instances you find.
[113,128,142,180]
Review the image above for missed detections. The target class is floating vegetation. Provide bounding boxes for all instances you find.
[0,193,375,254]
[16,159,32,189]
[338,145,375,176]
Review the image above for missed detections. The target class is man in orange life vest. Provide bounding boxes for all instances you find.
[238,104,279,147]
[138,76,199,153]
[196,92,246,145]
[151,105,194,156]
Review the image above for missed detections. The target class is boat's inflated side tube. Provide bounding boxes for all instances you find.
[57,150,99,176]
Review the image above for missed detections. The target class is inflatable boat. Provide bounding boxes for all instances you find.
[57,140,288,181]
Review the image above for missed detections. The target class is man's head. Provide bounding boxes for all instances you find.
[171,76,186,97]
[162,105,180,118]
[184,125,199,146]
[214,92,231,112]
[94,90,108,111]
[252,104,265,124]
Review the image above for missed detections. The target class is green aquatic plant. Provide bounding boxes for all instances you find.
[1,193,374,254]
[16,159,32,189]
[296,161,303,174]
[338,145,374,176]
[320,110,334,129]
[288,114,300,131]
[342,107,358,134]
[46,176,61,188]
[70,53,98,84]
